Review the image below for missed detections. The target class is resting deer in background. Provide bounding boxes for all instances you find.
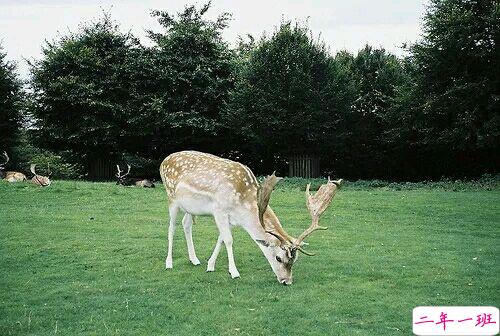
[116,164,155,188]
[160,151,342,285]
[0,152,27,182]
[30,164,51,187]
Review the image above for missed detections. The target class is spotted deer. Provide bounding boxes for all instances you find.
[0,152,27,182]
[160,151,342,285]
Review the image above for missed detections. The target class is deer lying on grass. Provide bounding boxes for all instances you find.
[160,151,342,285]
[30,164,51,187]
[116,164,155,188]
[0,152,27,182]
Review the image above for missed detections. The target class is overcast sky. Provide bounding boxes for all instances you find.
[0,0,429,79]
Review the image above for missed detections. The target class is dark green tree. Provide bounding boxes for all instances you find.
[0,44,23,155]
[224,22,353,173]
[341,45,408,178]
[403,0,499,177]
[29,16,148,178]
[146,3,235,154]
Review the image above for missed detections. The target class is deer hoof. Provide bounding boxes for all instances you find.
[165,258,173,269]
[206,260,215,271]
[230,270,240,279]
[190,258,201,266]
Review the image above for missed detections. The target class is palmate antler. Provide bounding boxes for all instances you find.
[256,173,343,252]
[294,178,343,256]
[257,172,289,244]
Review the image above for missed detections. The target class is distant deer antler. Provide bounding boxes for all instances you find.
[294,178,343,255]
[1,151,9,167]
[116,164,131,178]
[30,163,37,175]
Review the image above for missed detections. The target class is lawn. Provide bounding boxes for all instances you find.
[0,180,498,335]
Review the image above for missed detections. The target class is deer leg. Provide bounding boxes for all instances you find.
[213,212,240,278]
[165,204,179,269]
[182,213,200,265]
[206,234,223,272]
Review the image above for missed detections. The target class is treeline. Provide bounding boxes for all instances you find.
[1,0,498,180]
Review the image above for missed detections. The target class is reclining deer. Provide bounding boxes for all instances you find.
[116,164,155,188]
[160,151,342,285]
[0,152,27,182]
[30,163,51,186]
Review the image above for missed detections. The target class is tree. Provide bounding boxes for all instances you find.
[404,0,499,177]
[29,16,147,178]
[0,44,22,155]
[224,22,353,173]
[146,3,235,155]
[339,45,408,178]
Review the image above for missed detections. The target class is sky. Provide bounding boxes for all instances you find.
[0,0,429,79]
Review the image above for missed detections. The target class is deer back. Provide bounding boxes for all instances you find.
[160,151,259,205]
[5,172,27,182]
[135,179,155,188]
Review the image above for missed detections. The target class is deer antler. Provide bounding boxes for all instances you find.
[257,172,288,245]
[1,151,9,167]
[124,164,131,177]
[257,172,280,225]
[47,162,52,177]
[30,164,37,175]
[116,164,131,178]
[294,178,343,255]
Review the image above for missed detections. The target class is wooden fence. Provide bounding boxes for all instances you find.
[88,158,116,180]
[288,155,320,178]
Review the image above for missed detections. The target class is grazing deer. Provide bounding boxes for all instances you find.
[116,164,155,188]
[30,164,51,187]
[0,152,27,182]
[160,151,342,285]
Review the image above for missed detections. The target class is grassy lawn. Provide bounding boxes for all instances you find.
[0,180,498,335]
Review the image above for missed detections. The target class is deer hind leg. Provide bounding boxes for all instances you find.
[182,213,201,265]
[165,203,179,269]
[206,234,223,272]
[213,212,240,278]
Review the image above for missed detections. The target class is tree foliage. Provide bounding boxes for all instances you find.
[224,22,353,171]
[29,16,146,174]
[0,44,22,155]
[24,0,499,180]
[398,0,500,177]
[337,46,409,178]
[146,3,235,154]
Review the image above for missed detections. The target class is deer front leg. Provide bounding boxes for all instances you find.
[206,234,223,272]
[182,213,200,265]
[165,204,179,269]
[213,212,240,278]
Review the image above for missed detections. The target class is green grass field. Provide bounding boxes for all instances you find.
[0,180,499,335]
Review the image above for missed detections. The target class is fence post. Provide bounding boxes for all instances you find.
[288,155,320,178]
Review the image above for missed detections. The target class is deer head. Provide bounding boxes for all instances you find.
[116,164,131,185]
[256,174,343,285]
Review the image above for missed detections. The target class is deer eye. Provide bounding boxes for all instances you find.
[276,256,283,263]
